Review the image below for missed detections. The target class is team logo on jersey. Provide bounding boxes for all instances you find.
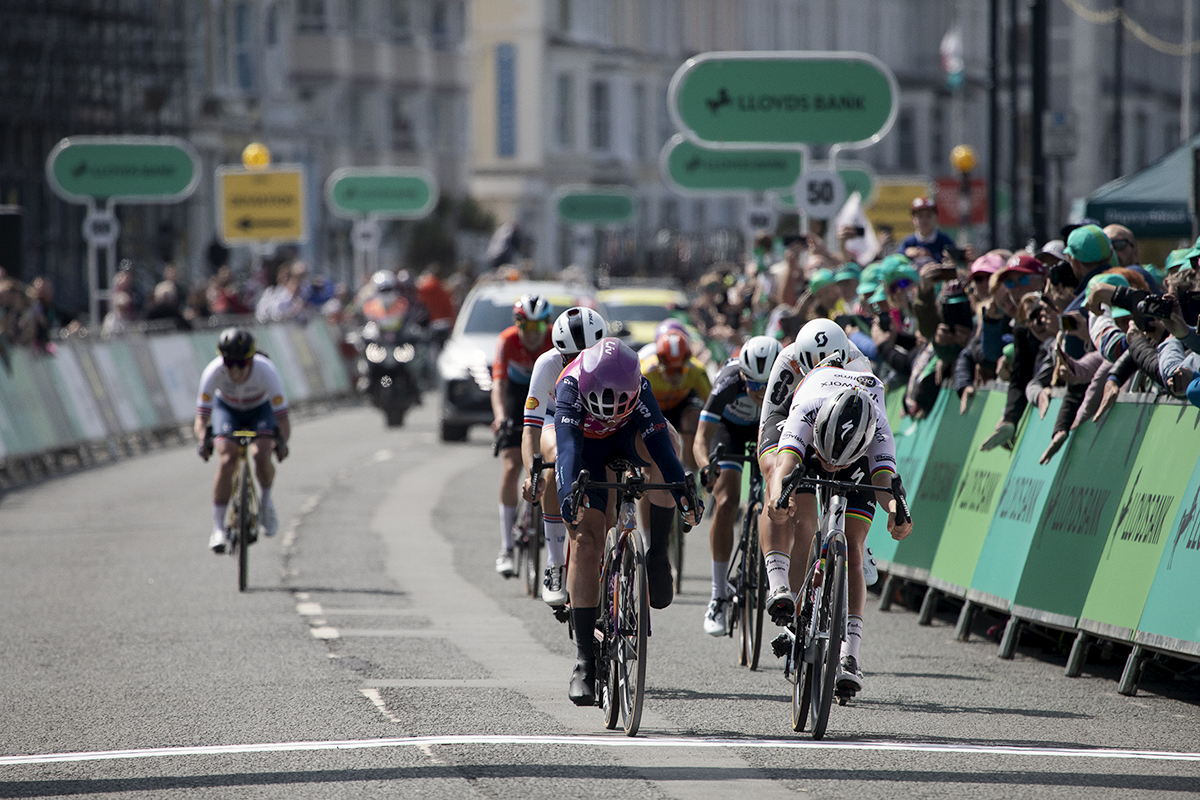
[855,375,878,388]
[201,393,212,403]
[273,395,283,405]
[526,396,540,410]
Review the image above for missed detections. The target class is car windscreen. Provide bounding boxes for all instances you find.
[607,304,675,323]
[462,299,517,334]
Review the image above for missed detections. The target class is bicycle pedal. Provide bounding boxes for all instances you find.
[771,632,792,658]
[552,605,570,623]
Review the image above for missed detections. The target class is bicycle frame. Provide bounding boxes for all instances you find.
[227,430,260,593]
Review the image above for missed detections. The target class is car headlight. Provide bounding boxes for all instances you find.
[469,365,493,391]
[394,343,416,363]
[365,343,388,363]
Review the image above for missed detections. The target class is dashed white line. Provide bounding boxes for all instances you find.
[3,735,1198,766]
[358,689,400,724]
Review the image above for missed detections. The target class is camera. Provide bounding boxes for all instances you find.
[939,295,974,329]
[944,246,967,264]
[1138,290,1200,323]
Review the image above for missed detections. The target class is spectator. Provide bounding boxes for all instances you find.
[207,266,252,315]
[1102,224,1161,292]
[184,283,211,324]
[23,277,68,351]
[101,291,138,336]
[256,263,307,323]
[145,280,192,331]
[900,197,956,263]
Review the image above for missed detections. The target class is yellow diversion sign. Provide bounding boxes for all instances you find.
[217,166,307,245]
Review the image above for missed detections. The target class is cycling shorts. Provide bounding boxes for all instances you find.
[709,420,758,473]
[661,391,703,433]
[498,382,529,450]
[793,454,877,525]
[574,422,649,516]
[211,397,276,440]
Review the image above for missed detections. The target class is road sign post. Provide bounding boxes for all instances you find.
[45,135,198,327]
[325,167,438,287]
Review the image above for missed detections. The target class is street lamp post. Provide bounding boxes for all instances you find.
[951,144,977,246]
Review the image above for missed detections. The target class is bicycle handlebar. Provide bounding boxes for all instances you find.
[568,468,701,532]
[528,455,554,499]
[776,465,911,526]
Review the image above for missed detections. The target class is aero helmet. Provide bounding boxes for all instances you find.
[513,293,552,322]
[655,330,692,371]
[738,335,782,383]
[813,387,878,468]
[795,318,850,372]
[577,337,642,421]
[217,327,256,361]
[551,307,608,356]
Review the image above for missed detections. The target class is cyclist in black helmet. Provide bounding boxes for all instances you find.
[194,328,290,554]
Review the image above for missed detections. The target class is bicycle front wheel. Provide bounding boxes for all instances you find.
[524,504,543,598]
[741,505,767,670]
[236,461,252,592]
[793,535,820,732]
[615,529,649,736]
[668,513,684,593]
[599,529,620,730]
[811,547,846,740]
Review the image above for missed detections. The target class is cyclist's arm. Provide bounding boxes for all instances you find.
[552,376,586,521]
[693,418,718,471]
[521,425,541,474]
[696,364,740,464]
[491,331,512,425]
[194,359,220,441]
[635,378,686,490]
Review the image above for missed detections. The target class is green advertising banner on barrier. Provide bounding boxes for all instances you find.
[1076,403,1200,640]
[927,391,1019,595]
[305,320,351,393]
[1011,401,1154,626]
[1136,405,1200,657]
[888,387,988,576]
[968,397,1069,609]
[868,388,946,565]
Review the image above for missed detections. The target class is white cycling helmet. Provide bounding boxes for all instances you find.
[513,293,552,323]
[551,307,608,356]
[813,387,878,468]
[738,335,782,384]
[371,270,398,293]
[796,318,850,372]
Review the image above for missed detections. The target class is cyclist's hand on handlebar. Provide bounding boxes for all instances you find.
[521,475,538,503]
[275,439,289,462]
[564,496,588,527]
[767,491,794,523]
[678,495,702,528]
[887,508,913,541]
[699,462,720,492]
[197,440,213,462]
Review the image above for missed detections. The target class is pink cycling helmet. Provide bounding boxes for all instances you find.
[577,337,642,421]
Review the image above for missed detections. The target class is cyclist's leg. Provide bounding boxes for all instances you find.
[208,400,240,550]
[837,461,876,690]
[567,506,606,704]
[496,405,523,573]
[706,422,739,595]
[631,428,676,609]
[539,426,568,605]
[678,402,701,472]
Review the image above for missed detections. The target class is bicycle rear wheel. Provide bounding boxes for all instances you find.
[236,461,252,592]
[810,546,846,740]
[741,504,767,670]
[615,529,649,736]
[792,536,820,732]
[668,513,684,593]
[523,504,543,598]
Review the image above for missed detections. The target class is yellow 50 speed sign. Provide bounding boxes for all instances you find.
[216,165,307,245]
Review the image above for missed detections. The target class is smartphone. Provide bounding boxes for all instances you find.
[1179,290,1200,324]
[850,226,866,237]
[782,234,807,249]
[875,312,892,332]
[931,265,959,280]
[1060,314,1079,332]
[1138,295,1175,319]
[944,246,967,264]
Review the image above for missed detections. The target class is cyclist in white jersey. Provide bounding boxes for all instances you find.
[765,353,912,695]
[194,328,290,553]
[521,307,607,606]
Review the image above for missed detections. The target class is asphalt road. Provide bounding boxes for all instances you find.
[1,402,1197,799]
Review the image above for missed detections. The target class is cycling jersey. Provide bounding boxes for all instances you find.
[553,363,685,520]
[493,325,552,386]
[700,360,761,430]
[640,354,712,412]
[523,348,570,429]
[758,343,869,458]
[197,354,289,418]
[777,365,896,481]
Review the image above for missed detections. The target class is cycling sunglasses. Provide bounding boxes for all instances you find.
[223,357,251,369]
[745,379,766,392]
[1002,273,1033,290]
[517,319,548,332]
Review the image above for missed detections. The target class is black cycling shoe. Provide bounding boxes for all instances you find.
[647,554,674,609]
[568,660,595,706]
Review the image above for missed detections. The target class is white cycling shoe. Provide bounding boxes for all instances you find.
[495,549,515,577]
[542,565,568,606]
[863,546,878,586]
[209,527,228,555]
[703,598,731,637]
[836,655,864,693]
[262,502,279,538]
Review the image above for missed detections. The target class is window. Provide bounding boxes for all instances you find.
[555,73,575,148]
[896,109,916,171]
[349,89,375,149]
[432,0,463,50]
[432,92,462,153]
[296,0,326,33]
[633,83,646,160]
[265,2,279,45]
[233,2,254,92]
[391,92,417,151]
[589,81,611,152]
[389,0,413,43]
[346,0,370,37]
[496,44,517,157]
[557,0,572,34]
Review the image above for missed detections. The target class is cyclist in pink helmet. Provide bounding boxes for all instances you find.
[553,337,702,705]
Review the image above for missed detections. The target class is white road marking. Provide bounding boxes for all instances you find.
[358,689,400,724]
[309,626,340,640]
[295,602,323,616]
[3,735,1198,766]
[371,449,394,463]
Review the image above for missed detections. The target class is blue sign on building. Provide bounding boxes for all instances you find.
[496,43,516,158]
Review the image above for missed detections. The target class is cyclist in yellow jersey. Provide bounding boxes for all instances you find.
[640,330,711,471]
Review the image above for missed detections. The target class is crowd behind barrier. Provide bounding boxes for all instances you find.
[864,385,1200,696]
[0,317,350,482]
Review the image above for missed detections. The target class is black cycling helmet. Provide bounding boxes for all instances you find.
[217,327,257,361]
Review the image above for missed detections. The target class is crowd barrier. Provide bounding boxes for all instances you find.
[0,319,351,473]
[865,386,1200,695]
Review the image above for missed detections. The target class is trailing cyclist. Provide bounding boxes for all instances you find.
[521,306,608,606]
[765,357,912,696]
[194,328,290,554]
[640,329,711,472]
[554,337,702,706]
[693,335,780,637]
[492,294,554,578]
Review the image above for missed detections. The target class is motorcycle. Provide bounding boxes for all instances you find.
[351,319,425,427]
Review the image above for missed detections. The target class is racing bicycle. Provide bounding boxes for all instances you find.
[225,429,261,593]
[773,464,909,739]
[513,455,552,598]
[705,443,768,670]
[567,462,699,736]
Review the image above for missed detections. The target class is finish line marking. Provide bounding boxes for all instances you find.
[4,735,1199,766]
